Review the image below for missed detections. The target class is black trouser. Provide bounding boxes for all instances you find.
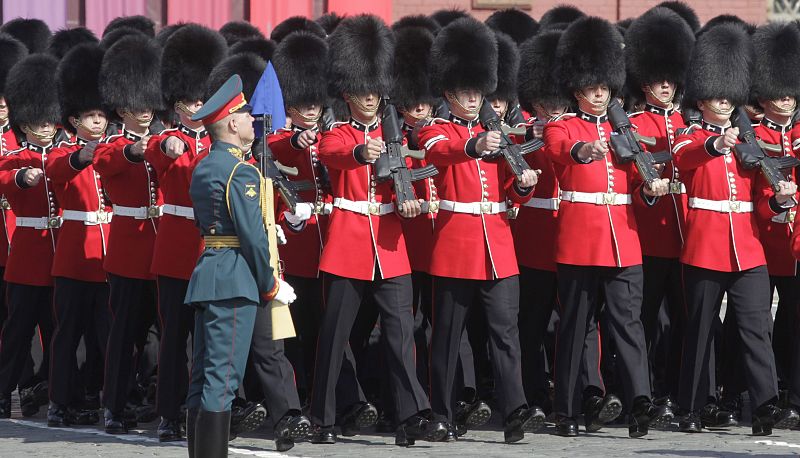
[102,274,155,413]
[51,277,109,407]
[155,275,193,420]
[554,264,650,418]
[0,269,7,328]
[431,275,526,423]
[243,298,302,420]
[641,256,685,399]
[679,264,778,412]
[0,283,53,397]
[789,265,800,407]
[770,274,800,387]
[309,272,428,426]
[282,274,323,405]
[519,267,558,409]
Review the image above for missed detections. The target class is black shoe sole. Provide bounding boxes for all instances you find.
[649,411,675,430]
[465,405,492,428]
[586,399,622,433]
[423,423,448,442]
[355,408,378,428]
[521,412,546,433]
[309,435,336,444]
[555,426,578,437]
[288,421,311,440]
[275,437,295,452]
[235,406,267,434]
[679,423,702,433]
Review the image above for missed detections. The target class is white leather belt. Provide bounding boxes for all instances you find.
[112,204,163,219]
[438,200,507,215]
[313,202,333,215]
[669,181,687,195]
[772,210,796,224]
[688,197,753,213]
[522,197,560,211]
[162,204,195,220]
[16,216,62,229]
[333,197,395,216]
[62,209,112,225]
[561,191,632,205]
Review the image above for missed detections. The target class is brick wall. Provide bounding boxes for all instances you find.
[392,0,766,25]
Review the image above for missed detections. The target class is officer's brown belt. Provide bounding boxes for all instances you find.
[203,235,241,249]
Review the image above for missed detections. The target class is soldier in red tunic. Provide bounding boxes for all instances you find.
[624,6,695,411]
[749,23,800,410]
[0,54,64,423]
[544,16,673,438]
[94,34,163,434]
[673,23,799,435]
[418,17,542,444]
[143,24,227,442]
[46,42,111,427]
[310,14,446,446]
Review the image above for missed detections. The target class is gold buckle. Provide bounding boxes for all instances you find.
[1,198,10,210]
[480,202,492,214]
[368,203,380,215]
[147,205,161,218]
[506,207,519,220]
[428,201,439,213]
[47,216,62,229]
[95,209,108,224]
[789,210,796,223]
[314,201,325,215]
[669,182,683,194]
[602,192,617,205]
[729,200,741,213]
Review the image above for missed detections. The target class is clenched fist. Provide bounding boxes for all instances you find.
[476,131,502,154]
[713,127,739,151]
[23,168,44,187]
[129,135,151,158]
[163,136,186,159]
[295,129,317,149]
[361,137,383,163]
[577,140,609,162]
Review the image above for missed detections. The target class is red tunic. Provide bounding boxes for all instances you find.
[317,119,411,281]
[0,144,59,286]
[46,140,111,282]
[268,126,332,279]
[630,105,688,259]
[400,122,436,274]
[418,116,533,280]
[145,125,208,280]
[0,125,20,267]
[543,112,647,268]
[93,130,162,280]
[512,117,559,272]
[673,122,766,272]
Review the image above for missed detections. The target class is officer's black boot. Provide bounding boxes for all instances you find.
[628,396,674,438]
[583,394,622,433]
[195,409,230,458]
[186,408,199,458]
[273,411,311,452]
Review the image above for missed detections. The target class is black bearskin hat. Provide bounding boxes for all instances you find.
[5,53,60,128]
[0,34,28,98]
[229,37,276,61]
[751,22,800,102]
[624,7,695,99]
[161,24,227,107]
[327,14,394,97]
[538,5,584,31]
[47,27,98,60]
[392,15,440,35]
[392,25,436,109]
[487,31,519,102]
[270,16,326,43]
[206,53,265,101]
[696,15,756,37]
[430,17,497,95]
[99,34,162,112]
[430,8,470,28]
[655,1,700,32]
[518,30,571,112]
[273,31,328,108]
[616,18,633,37]
[485,8,538,45]
[102,15,155,38]
[0,18,51,53]
[683,23,753,107]
[99,26,148,49]
[555,16,625,97]
[155,23,187,47]
[57,43,105,128]
[219,21,264,47]
[316,13,344,35]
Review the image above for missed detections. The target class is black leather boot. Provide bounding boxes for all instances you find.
[195,409,231,458]
[395,411,448,446]
[583,394,622,433]
[186,408,199,458]
[273,412,311,452]
[628,396,674,438]
[752,403,799,436]
[339,402,378,437]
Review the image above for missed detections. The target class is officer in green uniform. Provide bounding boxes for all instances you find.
[184,74,296,458]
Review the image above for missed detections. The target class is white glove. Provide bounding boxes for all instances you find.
[283,202,313,225]
[275,224,287,245]
[273,278,296,305]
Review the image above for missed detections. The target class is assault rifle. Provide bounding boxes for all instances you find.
[478,98,544,178]
[257,115,314,212]
[375,98,439,213]
[606,100,672,185]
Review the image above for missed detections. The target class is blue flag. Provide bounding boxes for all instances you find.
[250,61,286,137]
